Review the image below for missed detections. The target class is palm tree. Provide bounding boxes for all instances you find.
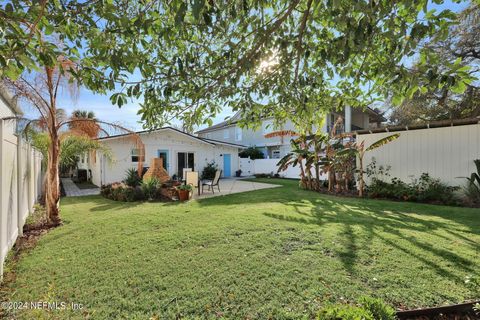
[68,110,101,138]
[4,60,143,226]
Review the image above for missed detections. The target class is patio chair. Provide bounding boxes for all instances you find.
[182,168,192,180]
[185,171,200,198]
[202,170,222,194]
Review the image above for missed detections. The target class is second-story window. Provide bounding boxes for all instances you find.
[235,127,242,141]
[223,129,230,139]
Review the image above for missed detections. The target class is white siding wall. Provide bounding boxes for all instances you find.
[93,130,240,185]
[357,124,480,186]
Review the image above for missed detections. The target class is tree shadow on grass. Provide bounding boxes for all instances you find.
[262,198,480,282]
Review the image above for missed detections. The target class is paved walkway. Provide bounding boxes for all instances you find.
[62,178,100,197]
[192,178,280,199]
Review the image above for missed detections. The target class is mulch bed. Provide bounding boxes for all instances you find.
[396,300,480,320]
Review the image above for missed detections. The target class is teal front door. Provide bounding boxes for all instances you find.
[223,154,231,177]
[157,150,169,173]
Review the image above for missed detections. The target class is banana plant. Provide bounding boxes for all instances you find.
[463,159,480,202]
[339,134,400,197]
[277,134,313,189]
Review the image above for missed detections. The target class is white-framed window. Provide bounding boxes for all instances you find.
[223,129,230,139]
[272,150,281,159]
[262,120,273,135]
[131,148,144,163]
[235,127,242,141]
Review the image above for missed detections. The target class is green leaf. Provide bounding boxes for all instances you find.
[366,134,400,152]
[192,0,205,20]
[45,24,54,35]
[450,81,466,94]
[175,3,187,26]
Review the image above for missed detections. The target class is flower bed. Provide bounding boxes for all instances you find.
[100,180,182,202]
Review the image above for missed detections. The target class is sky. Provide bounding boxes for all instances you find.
[40,0,470,133]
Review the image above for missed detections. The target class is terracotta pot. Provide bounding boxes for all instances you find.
[177,189,190,201]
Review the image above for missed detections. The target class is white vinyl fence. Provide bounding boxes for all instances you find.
[357,123,480,186]
[240,157,328,180]
[0,119,43,279]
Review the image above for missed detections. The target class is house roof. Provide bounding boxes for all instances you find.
[355,117,480,135]
[98,126,245,148]
[365,107,387,122]
[201,137,247,148]
[196,112,242,134]
[0,83,22,116]
[196,107,386,134]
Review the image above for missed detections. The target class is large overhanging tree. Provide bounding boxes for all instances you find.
[1,0,474,132]
[120,0,474,131]
[0,1,475,221]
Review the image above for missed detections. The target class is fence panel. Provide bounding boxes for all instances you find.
[357,124,480,186]
[245,158,327,180]
[0,119,43,280]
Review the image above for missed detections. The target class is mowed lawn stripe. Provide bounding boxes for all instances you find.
[2,179,479,319]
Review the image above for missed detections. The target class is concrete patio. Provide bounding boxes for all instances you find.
[191,178,280,199]
[62,178,100,197]
[61,177,280,199]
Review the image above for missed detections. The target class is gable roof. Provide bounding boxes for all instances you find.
[98,126,246,148]
[196,112,242,134]
[202,137,247,148]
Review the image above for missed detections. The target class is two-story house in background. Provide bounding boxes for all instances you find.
[196,106,385,159]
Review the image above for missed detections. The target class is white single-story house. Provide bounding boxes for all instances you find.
[79,127,245,186]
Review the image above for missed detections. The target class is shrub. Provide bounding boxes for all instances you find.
[100,184,112,198]
[462,159,480,206]
[317,304,374,320]
[201,161,218,180]
[412,173,458,204]
[254,173,272,178]
[317,297,395,320]
[101,183,145,202]
[123,168,142,187]
[239,147,265,159]
[123,186,137,202]
[142,178,160,200]
[367,172,459,205]
[358,296,396,320]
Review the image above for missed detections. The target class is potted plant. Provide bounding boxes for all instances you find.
[235,169,242,177]
[177,184,192,201]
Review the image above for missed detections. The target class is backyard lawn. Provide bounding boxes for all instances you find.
[1,179,479,319]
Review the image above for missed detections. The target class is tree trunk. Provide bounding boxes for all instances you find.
[298,158,307,188]
[358,156,364,197]
[45,132,61,226]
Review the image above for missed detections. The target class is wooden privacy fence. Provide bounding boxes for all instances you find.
[0,119,43,280]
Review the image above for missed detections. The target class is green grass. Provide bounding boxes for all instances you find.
[2,179,479,319]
